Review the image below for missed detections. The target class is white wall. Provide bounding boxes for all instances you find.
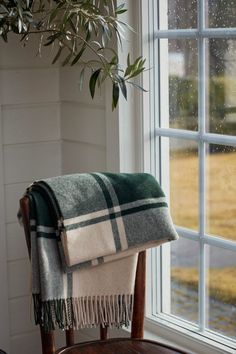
[0,36,109,354]
[0,36,61,354]
[60,66,107,174]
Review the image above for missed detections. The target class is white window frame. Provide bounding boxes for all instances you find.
[141,1,236,353]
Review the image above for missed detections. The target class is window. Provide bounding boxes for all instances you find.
[142,1,236,352]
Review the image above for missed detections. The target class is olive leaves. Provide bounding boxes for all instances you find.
[0,0,146,109]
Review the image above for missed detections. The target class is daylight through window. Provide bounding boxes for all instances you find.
[143,0,236,350]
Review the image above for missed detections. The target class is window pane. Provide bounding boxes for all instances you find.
[206,144,236,241]
[206,39,236,136]
[207,0,236,28]
[167,39,198,130]
[161,0,197,30]
[171,237,199,323]
[169,138,198,230]
[206,245,236,339]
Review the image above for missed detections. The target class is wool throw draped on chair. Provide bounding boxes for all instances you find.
[20,172,178,331]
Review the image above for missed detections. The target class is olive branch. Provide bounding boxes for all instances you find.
[0,0,146,109]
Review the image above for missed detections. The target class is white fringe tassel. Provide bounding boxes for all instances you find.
[35,293,134,331]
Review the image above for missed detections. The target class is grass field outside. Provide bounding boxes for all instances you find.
[169,149,236,318]
[172,267,236,305]
[170,150,236,241]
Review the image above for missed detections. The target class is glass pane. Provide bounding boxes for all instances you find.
[169,138,198,230]
[207,0,236,28]
[171,237,199,323]
[206,246,236,339]
[206,39,236,136]
[206,144,236,241]
[167,39,198,130]
[160,0,197,30]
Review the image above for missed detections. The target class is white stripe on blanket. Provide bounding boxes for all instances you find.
[37,226,55,233]
[116,216,128,250]
[63,197,166,226]
[63,221,117,264]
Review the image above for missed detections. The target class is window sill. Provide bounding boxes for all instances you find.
[144,315,236,354]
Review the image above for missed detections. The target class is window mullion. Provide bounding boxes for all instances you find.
[158,0,171,315]
[154,28,236,39]
[144,0,236,349]
[198,0,207,333]
[155,128,236,146]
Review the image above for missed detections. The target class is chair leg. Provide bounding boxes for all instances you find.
[100,325,108,340]
[65,329,75,346]
[131,251,146,339]
[40,326,55,354]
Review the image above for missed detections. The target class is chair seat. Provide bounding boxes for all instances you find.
[56,338,187,354]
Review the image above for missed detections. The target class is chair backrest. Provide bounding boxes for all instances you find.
[19,196,146,354]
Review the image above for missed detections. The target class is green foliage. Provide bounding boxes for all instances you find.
[0,0,145,109]
[169,75,236,135]
[169,76,198,126]
[209,76,226,120]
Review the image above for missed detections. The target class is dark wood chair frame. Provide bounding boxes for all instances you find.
[20,196,187,354]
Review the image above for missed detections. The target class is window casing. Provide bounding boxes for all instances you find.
[142,1,236,352]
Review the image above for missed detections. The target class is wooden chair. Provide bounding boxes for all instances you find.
[20,196,187,354]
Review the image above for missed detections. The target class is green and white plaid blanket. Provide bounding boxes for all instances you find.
[22,172,178,331]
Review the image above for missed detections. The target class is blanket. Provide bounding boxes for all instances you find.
[22,172,178,331]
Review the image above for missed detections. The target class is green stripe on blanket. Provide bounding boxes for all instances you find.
[65,202,168,231]
[33,172,178,268]
[21,172,178,331]
[97,172,166,205]
[29,172,178,269]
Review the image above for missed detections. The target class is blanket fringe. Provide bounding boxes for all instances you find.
[33,294,134,332]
